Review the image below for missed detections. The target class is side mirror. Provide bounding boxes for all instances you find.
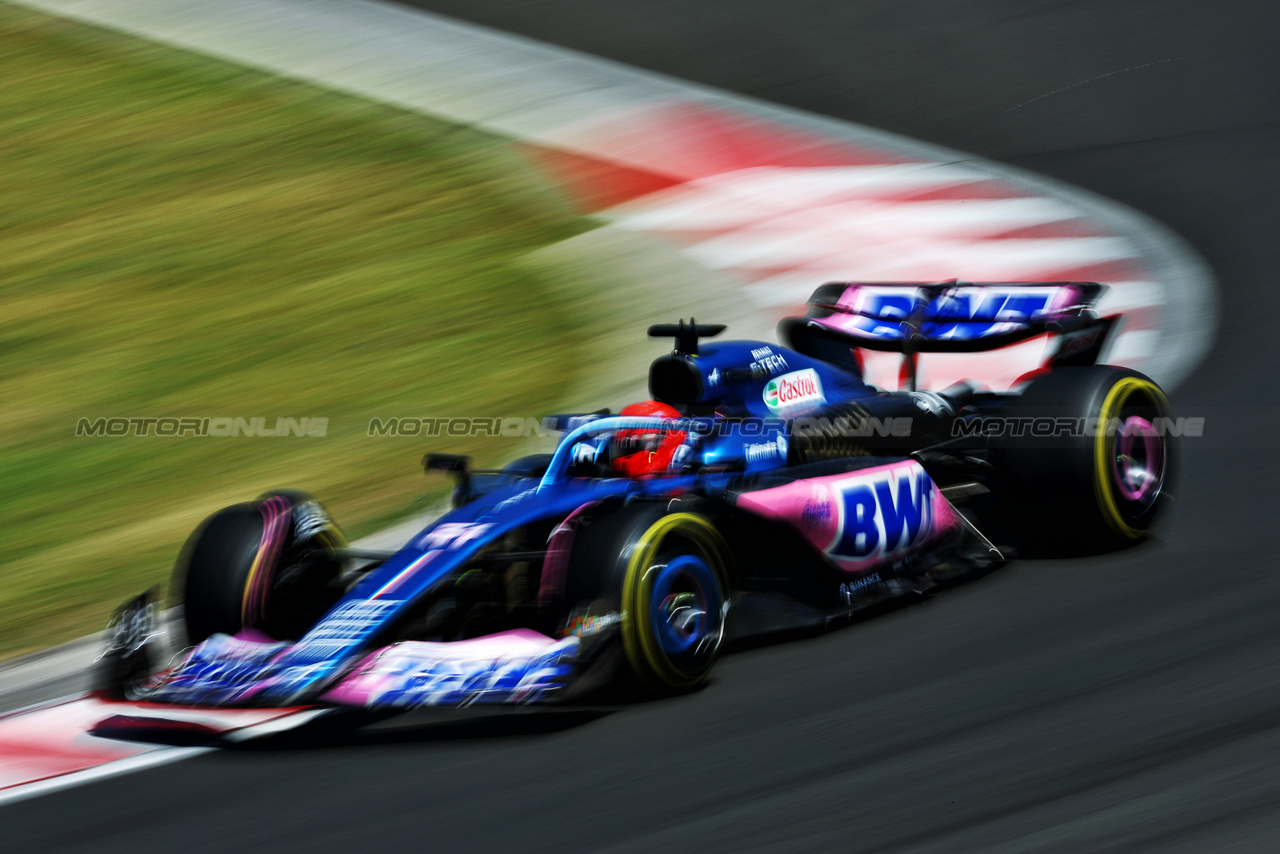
[423,453,471,508]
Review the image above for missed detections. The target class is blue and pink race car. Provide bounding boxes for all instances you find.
[96,281,1176,709]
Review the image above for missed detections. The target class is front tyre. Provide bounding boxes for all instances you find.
[619,511,730,692]
[176,490,346,644]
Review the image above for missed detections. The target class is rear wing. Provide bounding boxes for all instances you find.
[781,281,1107,352]
[778,281,1118,390]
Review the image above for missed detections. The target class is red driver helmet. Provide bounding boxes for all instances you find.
[610,401,687,478]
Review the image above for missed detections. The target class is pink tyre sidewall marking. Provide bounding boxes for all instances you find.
[1113,416,1163,504]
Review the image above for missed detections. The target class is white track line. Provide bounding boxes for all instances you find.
[0,747,213,808]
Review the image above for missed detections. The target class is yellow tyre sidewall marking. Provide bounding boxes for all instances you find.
[240,543,273,625]
[1092,377,1170,539]
[621,512,729,689]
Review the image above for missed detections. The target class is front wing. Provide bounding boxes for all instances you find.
[134,629,584,709]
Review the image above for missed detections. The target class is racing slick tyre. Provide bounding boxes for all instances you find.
[566,504,731,693]
[175,490,346,645]
[1001,366,1175,553]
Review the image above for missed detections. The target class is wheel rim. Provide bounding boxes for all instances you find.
[1112,415,1164,505]
[621,513,728,689]
[1093,377,1171,538]
[650,555,714,658]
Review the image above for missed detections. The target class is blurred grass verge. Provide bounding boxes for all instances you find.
[0,3,594,657]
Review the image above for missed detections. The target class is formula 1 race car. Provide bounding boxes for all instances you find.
[97,281,1175,709]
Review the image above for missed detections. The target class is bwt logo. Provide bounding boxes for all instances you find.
[926,291,1052,322]
[831,469,935,562]
[864,290,1054,340]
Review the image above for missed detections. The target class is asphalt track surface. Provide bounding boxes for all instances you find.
[8,2,1280,851]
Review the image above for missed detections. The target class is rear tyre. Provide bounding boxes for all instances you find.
[176,490,346,644]
[1001,366,1174,553]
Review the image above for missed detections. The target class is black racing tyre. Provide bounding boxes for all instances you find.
[1000,366,1175,553]
[175,490,346,645]
[565,503,731,692]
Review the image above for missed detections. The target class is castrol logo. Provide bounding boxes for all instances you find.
[763,368,824,412]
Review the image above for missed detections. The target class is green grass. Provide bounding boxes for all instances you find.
[0,4,592,656]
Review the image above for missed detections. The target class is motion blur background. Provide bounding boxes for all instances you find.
[0,4,599,655]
